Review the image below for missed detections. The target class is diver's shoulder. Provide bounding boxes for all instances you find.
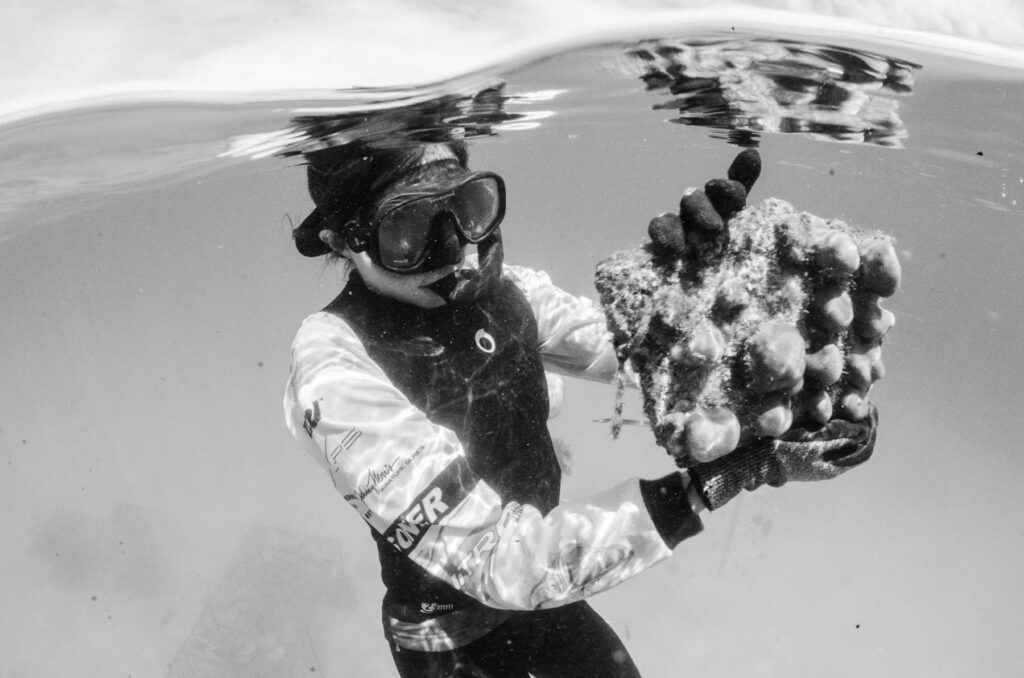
[292,310,360,346]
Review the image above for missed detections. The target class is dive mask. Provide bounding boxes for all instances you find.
[367,171,506,273]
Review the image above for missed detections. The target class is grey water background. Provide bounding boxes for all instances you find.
[1,33,1023,677]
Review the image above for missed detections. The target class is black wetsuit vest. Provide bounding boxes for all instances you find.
[325,275,561,610]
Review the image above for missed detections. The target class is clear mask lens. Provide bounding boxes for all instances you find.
[375,173,505,271]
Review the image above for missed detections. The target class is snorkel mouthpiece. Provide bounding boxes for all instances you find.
[446,229,505,306]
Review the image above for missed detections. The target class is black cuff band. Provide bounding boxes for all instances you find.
[639,472,704,548]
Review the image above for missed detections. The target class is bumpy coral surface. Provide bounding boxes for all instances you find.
[595,198,899,467]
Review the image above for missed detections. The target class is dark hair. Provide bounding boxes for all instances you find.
[293,141,469,257]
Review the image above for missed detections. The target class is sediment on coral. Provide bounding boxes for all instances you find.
[595,197,899,468]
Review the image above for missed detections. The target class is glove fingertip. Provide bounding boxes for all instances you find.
[727,148,761,193]
[704,178,747,219]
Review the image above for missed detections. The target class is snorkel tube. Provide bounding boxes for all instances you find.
[446,227,504,306]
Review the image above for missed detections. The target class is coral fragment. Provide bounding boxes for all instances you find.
[747,321,806,393]
[858,238,902,297]
[595,197,899,467]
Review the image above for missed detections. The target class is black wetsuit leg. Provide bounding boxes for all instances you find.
[386,602,642,678]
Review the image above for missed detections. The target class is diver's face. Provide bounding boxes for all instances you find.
[367,160,470,274]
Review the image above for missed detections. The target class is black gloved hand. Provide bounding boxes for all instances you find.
[687,405,878,511]
[648,148,762,257]
[682,147,761,224]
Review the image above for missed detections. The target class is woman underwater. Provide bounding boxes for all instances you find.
[283,139,877,677]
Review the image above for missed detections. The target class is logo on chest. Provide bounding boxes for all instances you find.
[474,328,497,354]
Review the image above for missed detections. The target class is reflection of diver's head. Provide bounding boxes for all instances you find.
[294,142,506,306]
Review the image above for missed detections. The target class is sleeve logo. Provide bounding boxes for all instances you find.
[383,456,475,554]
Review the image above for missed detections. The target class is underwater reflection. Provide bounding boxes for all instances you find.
[268,83,551,159]
[623,37,920,147]
[232,38,922,163]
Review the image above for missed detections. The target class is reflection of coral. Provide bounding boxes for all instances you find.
[595,198,899,467]
[258,82,556,160]
[625,38,920,147]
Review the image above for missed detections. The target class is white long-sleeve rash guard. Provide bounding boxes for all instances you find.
[284,263,703,617]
